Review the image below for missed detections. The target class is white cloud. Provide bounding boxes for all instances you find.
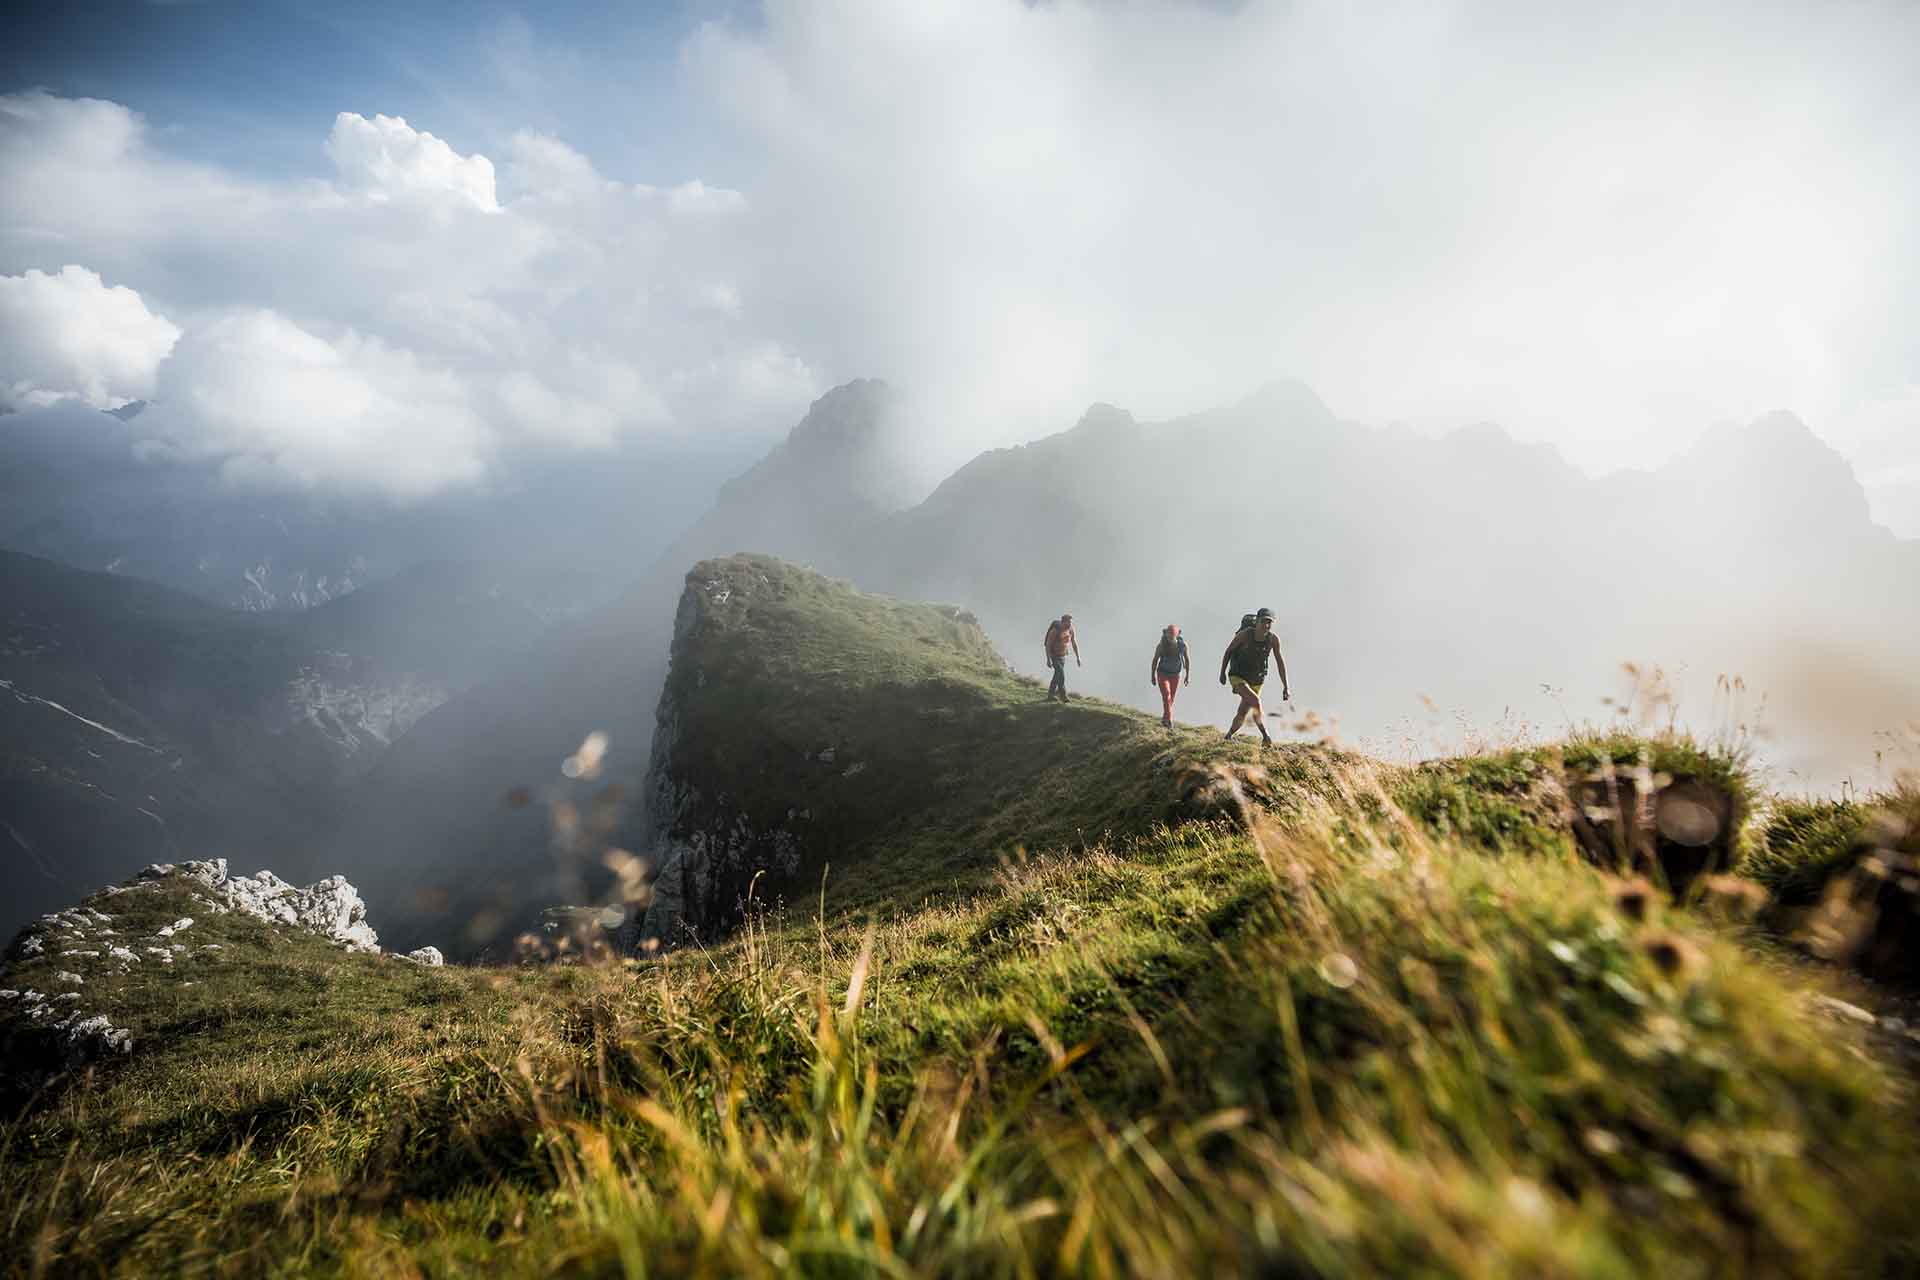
[0,265,181,409]
[0,91,819,498]
[502,131,611,203]
[324,113,501,213]
[137,310,491,498]
[666,180,746,216]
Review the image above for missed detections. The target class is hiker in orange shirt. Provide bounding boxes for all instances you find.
[1043,614,1080,701]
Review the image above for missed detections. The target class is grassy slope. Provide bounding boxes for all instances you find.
[4,558,1916,1277]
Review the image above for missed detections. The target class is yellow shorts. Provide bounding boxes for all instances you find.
[1230,676,1263,698]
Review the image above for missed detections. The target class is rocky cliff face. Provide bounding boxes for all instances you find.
[635,554,1013,945]
[639,567,814,945]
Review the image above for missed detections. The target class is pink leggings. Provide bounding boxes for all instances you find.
[1157,674,1181,719]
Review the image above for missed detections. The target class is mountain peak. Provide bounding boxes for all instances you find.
[1235,378,1334,424]
[1676,410,1880,544]
[1072,402,1136,433]
[1695,409,1831,459]
[787,379,900,448]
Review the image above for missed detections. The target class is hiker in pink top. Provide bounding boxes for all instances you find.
[1150,625,1189,726]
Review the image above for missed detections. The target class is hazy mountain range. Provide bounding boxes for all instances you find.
[2,380,1913,950]
[0,399,746,614]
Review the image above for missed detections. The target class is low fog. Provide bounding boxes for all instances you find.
[2,0,1917,945]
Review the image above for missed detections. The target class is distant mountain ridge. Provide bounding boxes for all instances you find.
[0,400,744,613]
[859,389,1916,779]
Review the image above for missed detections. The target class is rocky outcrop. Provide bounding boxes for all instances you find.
[3,858,428,1097]
[120,859,382,952]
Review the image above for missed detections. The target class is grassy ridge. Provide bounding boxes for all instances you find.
[648,555,1359,933]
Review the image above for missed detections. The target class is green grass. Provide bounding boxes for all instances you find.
[5,557,1917,1276]
[1741,798,1872,908]
[6,776,1916,1275]
[1740,781,1920,985]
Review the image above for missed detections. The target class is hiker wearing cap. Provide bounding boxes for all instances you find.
[1150,625,1189,726]
[1219,608,1289,745]
[1043,614,1080,702]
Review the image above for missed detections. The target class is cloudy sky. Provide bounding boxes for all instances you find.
[3,0,1916,530]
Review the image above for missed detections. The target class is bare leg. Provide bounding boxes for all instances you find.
[1227,685,1269,742]
[1245,689,1269,740]
[1226,688,1253,737]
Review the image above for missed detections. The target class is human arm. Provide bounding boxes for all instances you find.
[1271,635,1289,700]
[1219,634,1237,684]
[1072,633,1081,666]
